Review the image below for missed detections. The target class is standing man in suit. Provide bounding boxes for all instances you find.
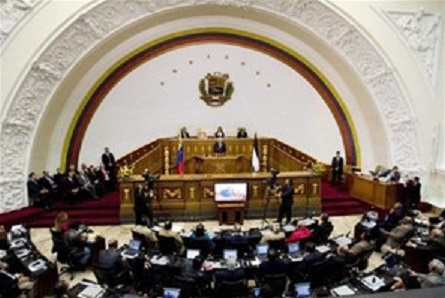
[331,151,344,187]
[214,126,225,138]
[101,147,116,188]
[213,138,227,155]
[134,185,149,226]
[277,179,294,225]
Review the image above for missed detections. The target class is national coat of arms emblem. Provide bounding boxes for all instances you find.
[199,72,234,107]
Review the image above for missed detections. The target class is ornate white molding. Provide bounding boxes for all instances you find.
[0,0,42,48]
[0,0,421,212]
[381,8,442,88]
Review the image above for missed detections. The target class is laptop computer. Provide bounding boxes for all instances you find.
[287,242,303,258]
[186,249,201,260]
[295,282,311,298]
[122,239,141,258]
[256,244,268,261]
[223,249,238,261]
[163,287,180,298]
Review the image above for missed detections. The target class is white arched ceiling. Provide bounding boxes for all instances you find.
[0,0,421,212]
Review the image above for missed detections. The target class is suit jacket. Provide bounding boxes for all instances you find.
[331,156,344,174]
[180,131,190,138]
[97,249,123,274]
[258,259,287,278]
[298,251,324,272]
[281,184,294,206]
[134,189,148,213]
[101,152,115,170]
[386,224,413,248]
[349,240,374,255]
[27,179,41,198]
[418,272,445,288]
[214,268,245,283]
[213,141,227,154]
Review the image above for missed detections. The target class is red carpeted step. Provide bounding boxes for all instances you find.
[27,217,120,228]
[321,182,368,216]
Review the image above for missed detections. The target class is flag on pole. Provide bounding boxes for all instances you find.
[176,136,184,174]
[252,133,260,172]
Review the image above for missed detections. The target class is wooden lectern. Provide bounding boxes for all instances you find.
[217,203,245,225]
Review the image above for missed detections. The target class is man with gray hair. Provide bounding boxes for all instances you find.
[260,223,285,244]
[392,259,445,290]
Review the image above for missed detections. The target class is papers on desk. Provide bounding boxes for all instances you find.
[361,275,385,292]
[150,255,169,265]
[316,245,330,254]
[78,283,104,298]
[0,250,6,259]
[282,224,295,233]
[251,257,261,267]
[331,285,356,296]
[334,236,352,247]
[180,231,193,238]
[151,225,162,232]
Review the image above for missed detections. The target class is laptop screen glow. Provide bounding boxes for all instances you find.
[288,242,300,254]
[295,282,311,298]
[186,249,200,260]
[129,239,141,250]
[223,249,237,260]
[163,288,180,298]
[256,244,268,255]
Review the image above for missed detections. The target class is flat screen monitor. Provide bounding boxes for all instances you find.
[223,249,238,260]
[128,239,141,251]
[163,288,180,298]
[295,282,311,298]
[214,183,247,202]
[186,249,200,260]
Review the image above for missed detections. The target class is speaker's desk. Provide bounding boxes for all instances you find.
[119,171,321,222]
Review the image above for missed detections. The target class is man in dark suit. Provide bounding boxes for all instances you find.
[213,138,227,155]
[331,151,344,186]
[214,126,225,138]
[101,147,116,187]
[258,248,287,279]
[27,172,50,209]
[297,242,325,272]
[134,185,149,226]
[180,127,191,138]
[277,179,294,225]
[214,256,245,283]
[96,239,130,284]
[237,127,248,138]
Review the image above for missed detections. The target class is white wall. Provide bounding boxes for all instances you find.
[79,44,343,166]
[1,0,444,211]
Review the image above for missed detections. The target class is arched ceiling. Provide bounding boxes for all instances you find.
[0,0,419,212]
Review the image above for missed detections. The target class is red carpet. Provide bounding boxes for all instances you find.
[321,182,369,216]
[0,191,120,228]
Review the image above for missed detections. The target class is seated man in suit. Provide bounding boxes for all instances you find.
[213,138,227,155]
[348,231,375,256]
[225,223,249,248]
[297,242,325,273]
[392,259,445,290]
[180,256,211,290]
[260,223,285,244]
[214,256,245,283]
[158,220,185,255]
[190,223,214,254]
[258,248,288,279]
[64,228,92,269]
[237,127,248,138]
[0,261,33,298]
[214,126,225,138]
[96,239,130,285]
[406,228,445,258]
[311,213,334,244]
[180,127,191,138]
[132,224,158,247]
[380,216,414,256]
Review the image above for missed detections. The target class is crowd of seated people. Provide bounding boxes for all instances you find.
[6,205,445,298]
[26,162,115,209]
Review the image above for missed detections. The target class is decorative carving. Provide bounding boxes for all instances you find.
[312,183,319,195]
[0,0,421,212]
[381,8,442,86]
[162,188,182,200]
[0,0,41,48]
[203,187,214,199]
[294,184,305,195]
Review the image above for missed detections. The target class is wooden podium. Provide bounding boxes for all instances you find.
[217,203,246,225]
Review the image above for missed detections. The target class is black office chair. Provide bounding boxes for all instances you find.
[157,235,178,255]
[187,238,213,258]
[267,239,286,252]
[306,259,329,287]
[93,265,118,289]
[215,279,248,298]
[260,274,287,297]
[49,228,83,280]
[357,247,375,271]
[172,276,199,298]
